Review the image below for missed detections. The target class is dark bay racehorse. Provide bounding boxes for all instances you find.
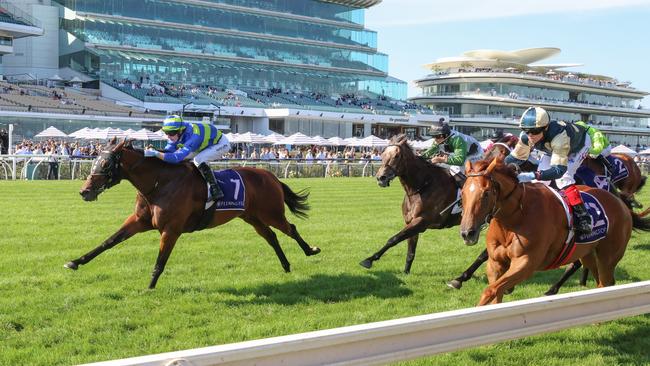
[66,139,320,289]
[360,134,460,273]
[460,157,650,305]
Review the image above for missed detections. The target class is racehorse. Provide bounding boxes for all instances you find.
[581,153,646,208]
[65,138,320,289]
[459,157,650,305]
[360,134,460,274]
[360,134,582,297]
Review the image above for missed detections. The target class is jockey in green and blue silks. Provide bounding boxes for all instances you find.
[505,106,593,236]
[145,115,230,201]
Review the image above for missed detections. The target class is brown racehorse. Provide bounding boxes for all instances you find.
[459,157,650,305]
[360,134,460,273]
[581,153,646,208]
[65,139,320,289]
[361,134,583,297]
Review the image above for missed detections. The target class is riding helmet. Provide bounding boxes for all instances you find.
[519,106,550,129]
[161,115,185,133]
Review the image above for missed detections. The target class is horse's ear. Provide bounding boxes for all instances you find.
[465,159,472,173]
[109,136,118,145]
[486,156,500,174]
[124,138,134,148]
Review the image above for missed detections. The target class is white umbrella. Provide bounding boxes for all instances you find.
[274,132,316,146]
[89,128,128,140]
[264,132,285,143]
[34,126,67,138]
[232,132,268,144]
[128,128,166,141]
[611,144,638,156]
[311,135,330,145]
[357,135,388,148]
[545,70,557,75]
[638,148,650,155]
[327,137,348,146]
[154,129,167,138]
[68,127,90,138]
[344,137,360,145]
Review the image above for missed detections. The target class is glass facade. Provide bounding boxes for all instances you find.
[53,0,403,98]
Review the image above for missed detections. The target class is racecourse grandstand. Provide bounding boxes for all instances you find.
[0,0,443,144]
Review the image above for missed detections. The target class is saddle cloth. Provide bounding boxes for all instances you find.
[543,186,610,269]
[575,155,629,191]
[207,169,245,211]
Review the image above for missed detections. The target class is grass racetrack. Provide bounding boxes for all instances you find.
[1,177,650,365]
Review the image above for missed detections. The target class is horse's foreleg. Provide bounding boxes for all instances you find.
[245,217,291,273]
[404,235,419,274]
[65,215,151,270]
[447,249,488,290]
[544,260,582,296]
[580,268,590,286]
[359,218,427,270]
[149,231,180,289]
[479,258,533,306]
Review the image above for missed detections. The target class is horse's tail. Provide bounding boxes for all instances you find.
[631,209,650,231]
[281,182,310,219]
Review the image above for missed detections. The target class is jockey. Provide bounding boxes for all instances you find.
[145,115,230,201]
[574,120,614,173]
[505,106,593,236]
[422,118,483,187]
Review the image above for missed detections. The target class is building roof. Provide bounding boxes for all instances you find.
[425,47,564,70]
[318,0,382,9]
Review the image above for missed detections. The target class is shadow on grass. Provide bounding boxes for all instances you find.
[220,271,411,305]
[631,243,650,251]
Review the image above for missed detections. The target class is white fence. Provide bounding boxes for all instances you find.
[0,155,383,180]
[83,281,650,366]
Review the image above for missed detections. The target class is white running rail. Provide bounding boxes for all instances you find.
[83,281,650,366]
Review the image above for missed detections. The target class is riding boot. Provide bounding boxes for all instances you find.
[452,171,466,189]
[572,203,593,236]
[197,162,223,201]
[596,154,614,175]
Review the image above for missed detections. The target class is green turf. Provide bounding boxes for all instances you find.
[1,178,649,365]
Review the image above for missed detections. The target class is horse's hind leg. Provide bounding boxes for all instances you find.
[288,223,320,256]
[544,260,582,296]
[447,249,488,290]
[65,214,151,270]
[244,217,291,273]
[404,235,419,274]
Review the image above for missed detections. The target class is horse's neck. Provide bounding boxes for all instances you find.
[399,157,445,194]
[121,152,187,195]
[493,179,535,226]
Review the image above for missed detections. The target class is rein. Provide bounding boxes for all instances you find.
[385,143,433,196]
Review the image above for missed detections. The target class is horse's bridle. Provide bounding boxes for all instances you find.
[88,149,123,193]
[466,170,522,226]
[381,143,434,195]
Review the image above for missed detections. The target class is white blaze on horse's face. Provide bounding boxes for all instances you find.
[469,182,476,193]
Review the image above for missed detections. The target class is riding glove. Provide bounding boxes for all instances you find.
[144,149,159,158]
[517,172,536,183]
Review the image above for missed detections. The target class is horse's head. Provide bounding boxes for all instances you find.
[459,156,516,245]
[376,134,411,187]
[79,138,130,201]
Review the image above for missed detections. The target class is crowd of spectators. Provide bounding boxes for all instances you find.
[223,145,382,163]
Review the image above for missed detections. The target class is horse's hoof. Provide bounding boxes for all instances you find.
[310,247,321,255]
[359,259,373,269]
[544,289,558,296]
[447,279,462,289]
[64,262,78,270]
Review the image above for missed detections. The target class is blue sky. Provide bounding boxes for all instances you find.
[365,0,650,106]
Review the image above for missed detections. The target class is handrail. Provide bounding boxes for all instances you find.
[80,281,650,366]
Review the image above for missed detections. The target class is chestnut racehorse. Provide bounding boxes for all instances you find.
[362,134,587,297]
[66,139,320,289]
[460,157,650,305]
